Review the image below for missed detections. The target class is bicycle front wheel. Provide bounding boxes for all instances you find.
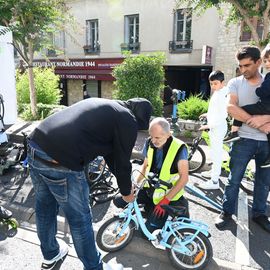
[167,228,212,270]
[96,217,135,252]
[187,143,206,173]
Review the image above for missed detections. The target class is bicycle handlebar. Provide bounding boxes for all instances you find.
[146,172,173,189]
[131,171,173,198]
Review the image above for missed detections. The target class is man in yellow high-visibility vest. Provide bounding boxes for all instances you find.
[114,117,190,232]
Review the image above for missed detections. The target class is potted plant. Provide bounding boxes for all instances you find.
[177,95,209,132]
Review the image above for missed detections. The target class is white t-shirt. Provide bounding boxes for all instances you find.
[207,87,228,129]
[227,75,267,141]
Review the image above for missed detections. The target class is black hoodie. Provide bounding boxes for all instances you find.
[29,97,152,196]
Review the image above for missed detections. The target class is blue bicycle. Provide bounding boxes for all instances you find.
[96,172,213,270]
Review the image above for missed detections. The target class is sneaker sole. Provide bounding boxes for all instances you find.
[198,186,220,190]
[260,164,270,168]
[41,253,68,270]
[201,175,211,179]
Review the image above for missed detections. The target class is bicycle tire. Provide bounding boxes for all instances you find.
[90,184,119,206]
[187,143,206,173]
[96,216,135,252]
[167,228,212,270]
[84,157,106,183]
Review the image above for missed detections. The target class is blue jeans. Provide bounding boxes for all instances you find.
[223,138,270,217]
[28,144,102,270]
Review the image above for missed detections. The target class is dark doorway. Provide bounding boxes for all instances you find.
[59,79,68,106]
[164,66,212,100]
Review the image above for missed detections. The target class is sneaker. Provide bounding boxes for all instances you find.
[223,131,240,143]
[41,240,69,270]
[252,215,270,233]
[201,170,212,179]
[103,262,124,270]
[0,206,12,219]
[198,181,219,190]
[261,157,270,168]
[215,211,232,229]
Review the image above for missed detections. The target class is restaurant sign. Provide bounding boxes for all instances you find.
[33,58,124,80]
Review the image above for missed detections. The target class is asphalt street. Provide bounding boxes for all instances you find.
[0,125,269,270]
[0,158,269,270]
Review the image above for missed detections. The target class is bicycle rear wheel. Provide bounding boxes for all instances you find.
[85,156,106,183]
[187,143,206,173]
[89,179,119,206]
[167,228,212,270]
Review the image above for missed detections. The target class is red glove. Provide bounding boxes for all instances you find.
[153,197,170,218]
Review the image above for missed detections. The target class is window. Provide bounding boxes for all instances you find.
[175,9,192,42]
[86,80,99,97]
[46,31,65,57]
[240,19,263,42]
[169,9,193,53]
[85,19,99,54]
[123,14,140,52]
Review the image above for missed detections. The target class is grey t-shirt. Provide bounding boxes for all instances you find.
[227,74,267,141]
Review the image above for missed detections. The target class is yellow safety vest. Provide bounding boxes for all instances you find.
[146,137,185,205]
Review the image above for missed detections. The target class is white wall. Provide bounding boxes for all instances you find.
[0,26,17,125]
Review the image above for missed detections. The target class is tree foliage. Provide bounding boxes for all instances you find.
[16,67,62,105]
[177,95,209,120]
[0,0,73,117]
[0,0,71,63]
[113,52,166,116]
[16,67,63,120]
[176,0,270,48]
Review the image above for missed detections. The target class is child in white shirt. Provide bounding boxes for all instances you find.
[199,70,228,190]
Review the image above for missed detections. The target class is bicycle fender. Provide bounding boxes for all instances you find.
[163,220,210,243]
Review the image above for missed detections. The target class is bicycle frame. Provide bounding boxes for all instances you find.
[197,130,254,178]
[185,183,222,211]
[116,179,210,255]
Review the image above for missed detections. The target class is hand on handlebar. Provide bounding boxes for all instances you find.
[153,197,170,218]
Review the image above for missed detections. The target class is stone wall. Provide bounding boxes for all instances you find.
[67,80,83,105]
[101,81,114,99]
[176,119,201,138]
[214,4,249,82]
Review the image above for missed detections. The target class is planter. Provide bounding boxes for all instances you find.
[176,119,201,138]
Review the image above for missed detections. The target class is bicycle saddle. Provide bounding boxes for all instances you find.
[161,205,187,217]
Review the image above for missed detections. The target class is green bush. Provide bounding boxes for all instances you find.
[177,95,209,120]
[16,67,62,105]
[18,103,66,121]
[113,52,165,116]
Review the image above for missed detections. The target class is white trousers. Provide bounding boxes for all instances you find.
[209,124,227,183]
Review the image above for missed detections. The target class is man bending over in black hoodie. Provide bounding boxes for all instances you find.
[27,97,152,270]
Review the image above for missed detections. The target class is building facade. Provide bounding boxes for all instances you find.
[33,0,223,106]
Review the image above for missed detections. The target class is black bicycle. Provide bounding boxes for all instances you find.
[84,157,119,206]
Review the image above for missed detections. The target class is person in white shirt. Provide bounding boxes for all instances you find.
[199,70,228,189]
